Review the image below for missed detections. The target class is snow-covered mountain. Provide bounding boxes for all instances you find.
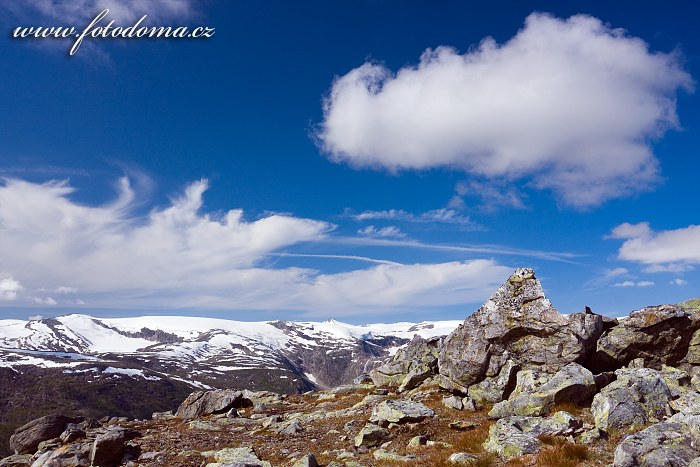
[0,314,460,392]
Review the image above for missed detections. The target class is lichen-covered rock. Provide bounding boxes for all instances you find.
[354,424,388,448]
[448,452,479,465]
[176,389,251,419]
[442,395,464,410]
[483,411,582,460]
[9,415,83,455]
[439,269,605,393]
[509,369,551,399]
[203,446,271,467]
[373,449,415,462]
[489,363,596,418]
[467,360,518,406]
[370,335,440,389]
[592,368,673,432]
[591,303,700,372]
[369,399,435,424]
[613,421,700,467]
[670,391,700,415]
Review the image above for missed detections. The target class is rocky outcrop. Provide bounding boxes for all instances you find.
[591,303,700,372]
[439,268,606,394]
[175,389,252,419]
[369,335,440,390]
[9,415,83,455]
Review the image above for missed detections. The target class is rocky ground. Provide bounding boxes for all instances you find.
[2,268,700,466]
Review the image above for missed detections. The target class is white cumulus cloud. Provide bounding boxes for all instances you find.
[610,222,700,270]
[0,277,23,301]
[318,13,692,208]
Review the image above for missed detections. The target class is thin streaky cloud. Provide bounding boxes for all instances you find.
[329,236,582,263]
[270,253,403,266]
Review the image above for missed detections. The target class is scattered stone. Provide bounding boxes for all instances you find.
[592,368,673,432]
[576,428,605,444]
[203,446,271,467]
[275,420,303,436]
[151,410,174,420]
[9,415,83,455]
[354,424,388,448]
[369,399,435,424]
[449,420,478,431]
[373,449,415,462]
[60,427,85,444]
[31,443,91,467]
[407,435,427,447]
[448,452,479,465]
[292,453,319,467]
[442,395,464,410]
[176,389,252,419]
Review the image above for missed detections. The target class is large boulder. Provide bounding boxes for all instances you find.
[370,335,440,390]
[369,399,435,425]
[591,302,700,372]
[467,359,518,407]
[439,268,606,394]
[613,419,700,467]
[175,389,252,419]
[9,415,83,455]
[489,362,597,418]
[483,411,582,460]
[592,368,674,432]
[33,443,91,467]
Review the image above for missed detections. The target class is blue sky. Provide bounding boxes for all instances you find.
[0,0,698,322]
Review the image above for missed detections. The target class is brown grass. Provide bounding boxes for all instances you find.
[535,443,590,467]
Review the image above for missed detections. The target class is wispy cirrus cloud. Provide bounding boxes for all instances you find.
[614,280,655,288]
[0,177,513,315]
[317,13,692,208]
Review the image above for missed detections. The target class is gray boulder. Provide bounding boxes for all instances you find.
[591,302,700,372]
[592,368,673,432]
[32,443,91,467]
[9,415,83,455]
[175,389,252,419]
[369,399,435,425]
[489,363,596,418]
[370,335,440,389]
[467,359,518,407]
[613,421,700,466]
[90,428,128,467]
[354,424,388,448]
[439,269,606,394]
[483,411,582,460]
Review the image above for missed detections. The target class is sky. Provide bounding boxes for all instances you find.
[0,0,698,323]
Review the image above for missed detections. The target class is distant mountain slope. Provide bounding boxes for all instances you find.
[0,314,460,456]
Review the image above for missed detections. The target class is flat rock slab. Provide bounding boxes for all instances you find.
[370,399,435,424]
